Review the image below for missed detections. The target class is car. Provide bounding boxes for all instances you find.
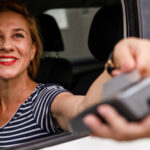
[5,0,150,149]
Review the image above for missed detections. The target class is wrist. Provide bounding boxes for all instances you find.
[105,52,116,75]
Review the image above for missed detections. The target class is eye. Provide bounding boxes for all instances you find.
[13,33,24,38]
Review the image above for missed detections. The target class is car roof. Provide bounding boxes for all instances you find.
[22,0,120,14]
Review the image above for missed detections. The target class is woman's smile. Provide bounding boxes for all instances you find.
[0,56,17,66]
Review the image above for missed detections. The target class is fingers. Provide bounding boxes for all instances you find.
[113,37,150,77]
[83,105,129,140]
[97,105,127,129]
[83,114,112,138]
[98,105,150,140]
[113,38,136,72]
[83,105,150,141]
[135,41,150,77]
[111,69,122,76]
[126,115,150,140]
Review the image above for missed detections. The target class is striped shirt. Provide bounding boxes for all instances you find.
[0,83,68,148]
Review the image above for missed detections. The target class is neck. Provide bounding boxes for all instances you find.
[0,74,37,110]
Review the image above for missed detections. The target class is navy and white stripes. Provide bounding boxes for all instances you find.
[0,83,67,148]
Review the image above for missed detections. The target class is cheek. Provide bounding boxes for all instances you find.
[18,42,35,59]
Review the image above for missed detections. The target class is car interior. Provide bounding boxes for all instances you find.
[35,9,101,93]
[28,0,124,96]
[35,13,73,90]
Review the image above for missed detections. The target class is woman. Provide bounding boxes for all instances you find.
[1,0,150,148]
[0,0,111,147]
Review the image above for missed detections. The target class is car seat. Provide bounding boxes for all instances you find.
[73,4,123,95]
[35,14,72,90]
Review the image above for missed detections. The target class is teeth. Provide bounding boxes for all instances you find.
[0,58,15,62]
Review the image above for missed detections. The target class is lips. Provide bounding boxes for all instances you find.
[0,56,17,65]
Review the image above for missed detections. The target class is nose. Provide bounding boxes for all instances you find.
[0,38,13,52]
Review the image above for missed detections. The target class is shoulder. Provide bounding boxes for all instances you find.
[34,83,70,103]
[35,83,67,94]
[37,83,64,90]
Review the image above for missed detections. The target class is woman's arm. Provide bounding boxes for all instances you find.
[51,70,111,130]
[52,37,150,140]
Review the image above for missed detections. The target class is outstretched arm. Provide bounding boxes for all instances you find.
[51,70,111,130]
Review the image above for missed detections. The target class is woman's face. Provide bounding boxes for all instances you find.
[0,11,36,80]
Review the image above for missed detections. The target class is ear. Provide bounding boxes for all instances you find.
[30,43,37,61]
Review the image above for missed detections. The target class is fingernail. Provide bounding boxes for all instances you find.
[122,62,135,72]
[83,115,93,124]
[97,106,107,116]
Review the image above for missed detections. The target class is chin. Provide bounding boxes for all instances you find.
[0,75,16,80]
[0,72,18,80]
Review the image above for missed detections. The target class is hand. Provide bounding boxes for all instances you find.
[112,37,150,77]
[83,37,150,141]
[83,105,150,141]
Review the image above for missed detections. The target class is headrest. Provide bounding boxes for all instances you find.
[88,5,123,61]
[37,13,64,52]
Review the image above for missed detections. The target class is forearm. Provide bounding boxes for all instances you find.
[52,92,85,130]
[80,70,112,110]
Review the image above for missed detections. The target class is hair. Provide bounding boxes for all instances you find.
[0,0,43,80]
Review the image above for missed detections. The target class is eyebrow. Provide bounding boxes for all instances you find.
[13,28,27,34]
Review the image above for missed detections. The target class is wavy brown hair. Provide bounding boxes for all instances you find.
[0,0,43,80]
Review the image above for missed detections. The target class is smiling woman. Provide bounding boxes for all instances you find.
[0,0,67,147]
[0,1,42,80]
[0,0,112,148]
[1,0,150,149]
[0,11,36,79]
